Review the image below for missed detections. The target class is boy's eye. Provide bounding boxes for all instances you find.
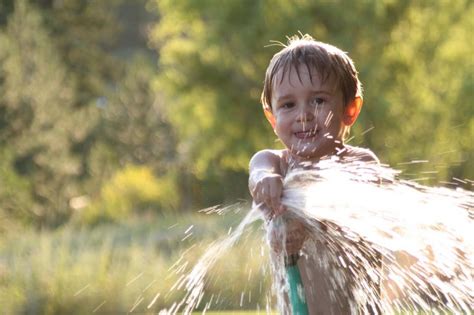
[282,102,295,109]
[310,97,325,106]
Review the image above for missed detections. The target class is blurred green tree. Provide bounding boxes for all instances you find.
[99,56,176,171]
[0,0,85,226]
[367,0,473,183]
[0,0,174,227]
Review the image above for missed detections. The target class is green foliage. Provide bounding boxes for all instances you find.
[367,0,474,182]
[152,0,272,178]
[0,147,33,228]
[40,0,123,107]
[99,55,177,170]
[0,1,176,227]
[80,165,179,225]
[0,0,84,226]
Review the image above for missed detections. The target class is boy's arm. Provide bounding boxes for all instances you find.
[249,149,285,218]
[250,150,307,255]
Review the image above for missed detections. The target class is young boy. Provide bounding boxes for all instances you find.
[249,34,380,314]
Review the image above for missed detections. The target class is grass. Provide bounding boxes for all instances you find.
[0,209,272,314]
[0,211,459,314]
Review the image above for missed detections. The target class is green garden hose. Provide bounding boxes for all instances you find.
[285,254,309,315]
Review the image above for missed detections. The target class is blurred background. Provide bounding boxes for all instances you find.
[0,0,472,313]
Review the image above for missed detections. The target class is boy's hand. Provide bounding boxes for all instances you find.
[250,171,286,219]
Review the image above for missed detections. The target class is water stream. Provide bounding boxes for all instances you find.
[158,160,473,314]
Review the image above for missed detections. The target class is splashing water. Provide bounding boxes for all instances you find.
[158,160,473,314]
[160,206,263,314]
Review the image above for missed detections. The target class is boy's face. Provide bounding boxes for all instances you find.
[271,65,348,159]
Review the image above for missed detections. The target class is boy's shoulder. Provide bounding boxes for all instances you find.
[249,149,288,174]
[342,145,379,164]
[251,148,286,159]
[250,149,287,165]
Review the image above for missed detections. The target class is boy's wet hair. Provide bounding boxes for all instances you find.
[261,34,362,111]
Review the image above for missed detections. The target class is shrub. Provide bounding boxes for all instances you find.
[80,165,178,225]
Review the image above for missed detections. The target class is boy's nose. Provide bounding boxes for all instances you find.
[297,105,315,122]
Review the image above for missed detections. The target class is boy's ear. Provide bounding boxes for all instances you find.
[264,108,276,129]
[343,97,363,126]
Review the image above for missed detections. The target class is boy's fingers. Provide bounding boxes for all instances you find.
[269,185,282,215]
[270,197,280,216]
[279,207,288,217]
[274,204,285,216]
[258,193,273,216]
[263,197,274,214]
[259,203,274,221]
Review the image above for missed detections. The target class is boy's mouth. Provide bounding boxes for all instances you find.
[294,128,319,139]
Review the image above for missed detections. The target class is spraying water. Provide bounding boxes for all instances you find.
[157,160,473,314]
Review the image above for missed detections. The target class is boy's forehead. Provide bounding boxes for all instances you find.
[272,64,338,94]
